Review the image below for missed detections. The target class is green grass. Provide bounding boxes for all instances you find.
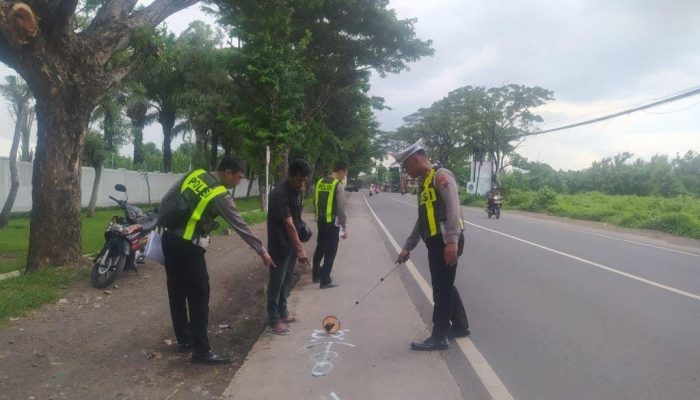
[0,266,89,326]
[0,197,267,325]
[486,190,700,239]
[234,196,264,212]
[0,252,24,274]
[241,211,268,226]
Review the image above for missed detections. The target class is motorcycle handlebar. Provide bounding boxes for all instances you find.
[108,196,121,204]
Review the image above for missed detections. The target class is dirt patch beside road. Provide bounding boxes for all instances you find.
[0,223,312,400]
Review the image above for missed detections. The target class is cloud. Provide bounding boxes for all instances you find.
[369,0,700,170]
[3,1,700,171]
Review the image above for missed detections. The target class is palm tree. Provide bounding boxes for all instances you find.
[0,75,33,228]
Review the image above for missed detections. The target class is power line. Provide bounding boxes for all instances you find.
[528,85,700,137]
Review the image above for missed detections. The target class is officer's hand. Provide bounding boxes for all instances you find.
[340,229,348,240]
[297,249,309,264]
[396,249,410,264]
[261,251,275,268]
[444,243,458,266]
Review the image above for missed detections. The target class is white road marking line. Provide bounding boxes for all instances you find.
[362,193,515,400]
[383,193,700,302]
[464,219,700,301]
[386,193,700,258]
[487,211,700,258]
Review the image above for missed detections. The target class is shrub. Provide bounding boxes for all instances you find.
[460,192,477,205]
[533,186,557,211]
[506,189,534,209]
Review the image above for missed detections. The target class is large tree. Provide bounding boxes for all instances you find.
[215,0,433,204]
[136,28,186,173]
[464,84,553,185]
[0,0,199,271]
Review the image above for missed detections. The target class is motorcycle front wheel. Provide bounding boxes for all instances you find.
[91,245,127,289]
[495,207,501,219]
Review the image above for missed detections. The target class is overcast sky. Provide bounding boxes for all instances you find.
[2,0,700,170]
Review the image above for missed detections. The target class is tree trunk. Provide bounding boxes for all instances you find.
[282,145,290,179]
[133,128,144,166]
[258,178,267,212]
[127,102,148,166]
[27,98,88,271]
[209,130,219,171]
[142,172,151,205]
[19,108,34,162]
[474,159,482,196]
[160,111,176,173]
[0,104,24,228]
[246,173,255,198]
[87,163,103,218]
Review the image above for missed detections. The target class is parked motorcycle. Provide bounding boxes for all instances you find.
[486,195,503,219]
[91,184,158,289]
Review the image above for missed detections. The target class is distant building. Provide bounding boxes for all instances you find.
[466,157,495,196]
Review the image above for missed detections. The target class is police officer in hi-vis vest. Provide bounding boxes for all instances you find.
[158,156,273,363]
[392,139,470,351]
[312,161,349,289]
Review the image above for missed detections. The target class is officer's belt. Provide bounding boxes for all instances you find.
[163,227,204,241]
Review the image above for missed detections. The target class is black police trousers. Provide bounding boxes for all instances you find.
[162,231,210,355]
[425,233,469,339]
[312,222,341,286]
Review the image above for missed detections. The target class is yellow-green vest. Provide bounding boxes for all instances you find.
[314,177,339,223]
[179,169,228,240]
[417,168,463,241]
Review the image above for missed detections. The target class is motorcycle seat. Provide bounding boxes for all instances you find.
[138,217,157,231]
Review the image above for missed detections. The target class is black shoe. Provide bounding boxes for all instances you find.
[177,342,194,353]
[447,328,470,338]
[410,337,449,351]
[320,283,338,289]
[191,350,232,364]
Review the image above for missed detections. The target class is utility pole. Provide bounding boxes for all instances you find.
[265,145,270,213]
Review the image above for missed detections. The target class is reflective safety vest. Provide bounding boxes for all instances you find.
[417,168,463,241]
[179,169,228,240]
[314,177,339,223]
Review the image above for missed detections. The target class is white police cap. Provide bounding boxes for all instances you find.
[389,139,425,165]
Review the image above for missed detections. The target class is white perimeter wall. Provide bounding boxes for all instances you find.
[0,158,260,212]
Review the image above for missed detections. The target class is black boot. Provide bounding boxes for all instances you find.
[192,350,233,364]
[447,327,470,338]
[410,336,449,351]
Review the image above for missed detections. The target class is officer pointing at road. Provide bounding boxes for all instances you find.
[391,139,470,351]
[157,156,273,364]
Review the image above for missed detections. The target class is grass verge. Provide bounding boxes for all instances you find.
[465,190,700,239]
[0,198,267,325]
[0,266,89,326]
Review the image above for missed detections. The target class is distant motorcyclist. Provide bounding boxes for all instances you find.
[487,185,501,204]
[486,184,503,216]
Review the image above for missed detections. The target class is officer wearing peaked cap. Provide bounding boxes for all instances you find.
[391,139,470,351]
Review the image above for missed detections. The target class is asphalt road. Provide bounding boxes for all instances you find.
[363,190,700,400]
